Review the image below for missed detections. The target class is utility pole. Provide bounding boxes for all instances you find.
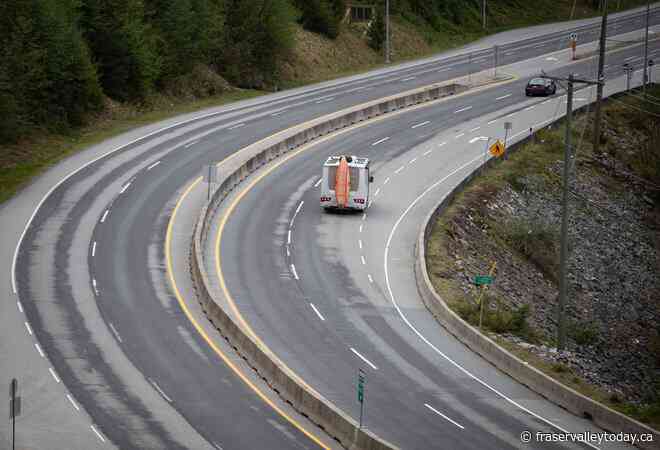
[558,73,574,351]
[540,73,601,350]
[593,0,608,155]
[385,0,391,64]
[643,0,650,96]
[482,0,487,30]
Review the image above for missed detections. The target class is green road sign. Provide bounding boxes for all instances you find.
[357,372,365,403]
[474,275,493,286]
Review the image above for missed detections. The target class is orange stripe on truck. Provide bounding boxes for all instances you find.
[335,157,350,208]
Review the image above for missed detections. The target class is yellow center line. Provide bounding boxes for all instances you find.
[167,71,519,450]
[165,177,329,450]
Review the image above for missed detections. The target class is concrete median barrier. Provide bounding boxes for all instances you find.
[188,70,513,449]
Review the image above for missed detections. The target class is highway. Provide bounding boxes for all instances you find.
[2,6,659,450]
[209,42,660,449]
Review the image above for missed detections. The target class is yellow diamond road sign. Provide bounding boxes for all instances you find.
[489,139,505,157]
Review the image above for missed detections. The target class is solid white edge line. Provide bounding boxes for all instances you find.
[383,152,600,450]
[11,91,290,294]
[287,230,292,245]
[35,343,45,357]
[309,303,326,321]
[290,264,299,280]
[350,347,378,370]
[229,123,245,130]
[184,140,199,148]
[119,182,131,194]
[424,403,465,429]
[67,394,80,411]
[17,301,23,313]
[286,245,290,257]
[49,367,60,383]
[91,241,97,257]
[25,321,33,335]
[100,209,110,223]
[91,425,106,442]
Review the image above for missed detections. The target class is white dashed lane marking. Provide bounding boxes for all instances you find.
[350,347,378,370]
[309,303,326,321]
[425,403,465,429]
[146,161,161,171]
[67,394,80,411]
[372,137,390,146]
[49,368,60,383]
[91,425,106,442]
[411,121,430,129]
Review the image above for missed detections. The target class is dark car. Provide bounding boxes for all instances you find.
[525,78,556,96]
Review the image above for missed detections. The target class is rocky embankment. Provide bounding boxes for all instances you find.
[429,94,660,414]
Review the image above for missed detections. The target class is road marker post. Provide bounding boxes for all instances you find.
[357,369,365,429]
[475,262,497,330]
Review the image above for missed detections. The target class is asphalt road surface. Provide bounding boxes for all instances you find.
[3,6,659,450]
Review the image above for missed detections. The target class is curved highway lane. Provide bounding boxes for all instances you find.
[214,44,658,449]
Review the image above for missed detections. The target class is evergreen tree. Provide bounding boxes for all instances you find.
[0,0,102,141]
[294,0,344,39]
[368,5,386,51]
[223,0,294,87]
[82,0,159,101]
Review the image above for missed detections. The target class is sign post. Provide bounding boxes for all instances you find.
[9,378,21,450]
[475,262,497,329]
[569,33,578,60]
[357,369,365,429]
[503,122,512,159]
[202,165,217,202]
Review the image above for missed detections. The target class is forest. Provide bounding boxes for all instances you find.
[0,0,620,143]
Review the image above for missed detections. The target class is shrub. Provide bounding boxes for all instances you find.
[568,320,599,346]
